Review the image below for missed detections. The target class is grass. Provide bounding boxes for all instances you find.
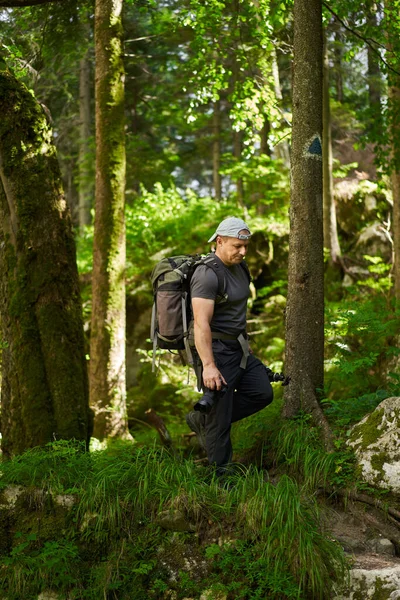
[0,438,349,600]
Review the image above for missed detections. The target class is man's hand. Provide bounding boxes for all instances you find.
[202,364,227,391]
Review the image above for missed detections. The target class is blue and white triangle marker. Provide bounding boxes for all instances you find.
[303,134,322,161]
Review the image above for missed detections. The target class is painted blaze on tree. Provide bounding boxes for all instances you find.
[0,67,91,456]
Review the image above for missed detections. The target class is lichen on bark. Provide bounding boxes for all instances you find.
[89,0,130,441]
[0,66,90,456]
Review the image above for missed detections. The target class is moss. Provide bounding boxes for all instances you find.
[374,577,393,600]
[350,408,384,450]
[370,452,388,478]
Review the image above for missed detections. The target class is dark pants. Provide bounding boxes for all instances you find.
[204,340,273,474]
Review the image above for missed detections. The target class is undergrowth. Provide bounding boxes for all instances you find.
[0,439,349,600]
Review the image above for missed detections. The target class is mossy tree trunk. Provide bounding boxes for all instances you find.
[89,0,130,440]
[283,0,333,449]
[323,34,341,264]
[78,41,93,231]
[386,7,400,306]
[0,66,91,457]
[212,100,222,201]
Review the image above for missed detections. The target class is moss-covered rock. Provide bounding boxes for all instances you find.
[334,566,400,600]
[347,397,400,493]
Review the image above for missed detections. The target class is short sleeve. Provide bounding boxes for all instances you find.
[190,265,219,300]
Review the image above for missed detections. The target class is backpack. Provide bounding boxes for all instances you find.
[150,253,250,371]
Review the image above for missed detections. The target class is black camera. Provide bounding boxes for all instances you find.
[265,367,290,386]
[194,385,228,414]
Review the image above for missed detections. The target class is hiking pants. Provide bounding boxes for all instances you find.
[204,339,273,475]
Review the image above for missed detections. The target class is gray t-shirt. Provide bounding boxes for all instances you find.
[190,254,249,336]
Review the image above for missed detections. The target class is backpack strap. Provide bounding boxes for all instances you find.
[198,253,227,303]
[239,259,251,284]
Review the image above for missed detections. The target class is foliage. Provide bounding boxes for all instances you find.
[0,440,348,600]
[325,291,400,399]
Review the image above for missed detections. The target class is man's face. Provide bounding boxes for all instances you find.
[215,229,250,266]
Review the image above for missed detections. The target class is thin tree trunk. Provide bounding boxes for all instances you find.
[271,49,290,166]
[386,0,400,305]
[78,48,92,230]
[333,24,343,103]
[260,116,271,157]
[212,100,222,201]
[323,35,341,263]
[392,169,400,304]
[233,130,245,208]
[283,0,332,449]
[90,0,130,441]
[0,68,90,456]
[366,1,381,111]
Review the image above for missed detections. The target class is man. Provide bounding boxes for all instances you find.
[186,216,273,477]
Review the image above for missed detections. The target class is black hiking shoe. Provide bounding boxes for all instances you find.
[185,411,207,451]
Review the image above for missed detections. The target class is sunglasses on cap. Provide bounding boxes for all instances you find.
[237,232,251,240]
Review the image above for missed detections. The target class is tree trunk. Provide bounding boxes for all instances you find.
[0,67,90,457]
[271,49,290,167]
[323,35,341,263]
[78,47,93,230]
[260,116,271,157]
[392,168,400,304]
[90,0,130,440]
[385,0,400,305]
[333,24,343,103]
[283,0,332,448]
[212,100,222,201]
[366,1,381,112]
[233,130,245,208]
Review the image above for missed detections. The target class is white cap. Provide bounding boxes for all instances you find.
[208,217,251,243]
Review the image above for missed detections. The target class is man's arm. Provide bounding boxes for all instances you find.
[192,297,227,391]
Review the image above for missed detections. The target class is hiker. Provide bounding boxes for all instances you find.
[186,217,273,477]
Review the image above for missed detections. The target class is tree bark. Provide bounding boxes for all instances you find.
[323,35,341,264]
[78,47,93,231]
[0,67,90,456]
[89,0,130,441]
[212,100,222,201]
[271,49,290,167]
[283,0,330,447]
[233,130,245,208]
[385,0,400,305]
[366,1,381,112]
[332,24,344,103]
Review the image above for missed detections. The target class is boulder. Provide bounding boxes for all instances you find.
[333,559,400,600]
[354,222,392,263]
[347,397,400,493]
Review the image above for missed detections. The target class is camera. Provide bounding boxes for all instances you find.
[194,385,228,414]
[265,367,290,386]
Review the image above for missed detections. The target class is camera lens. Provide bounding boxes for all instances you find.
[194,386,227,414]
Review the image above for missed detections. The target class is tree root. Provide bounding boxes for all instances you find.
[329,488,400,528]
[145,408,177,456]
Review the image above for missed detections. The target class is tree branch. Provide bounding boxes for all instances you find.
[323,1,400,77]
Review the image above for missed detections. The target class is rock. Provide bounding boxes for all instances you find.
[156,510,196,532]
[335,534,367,554]
[38,592,66,600]
[53,494,76,509]
[390,590,400,599]
[366,538,396,557]
[334,564,400,599]
[200,591,227,600]
[355,222,392,263]
[347,397,400,493]
[342,266,371,287]
[0,485,25,508]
